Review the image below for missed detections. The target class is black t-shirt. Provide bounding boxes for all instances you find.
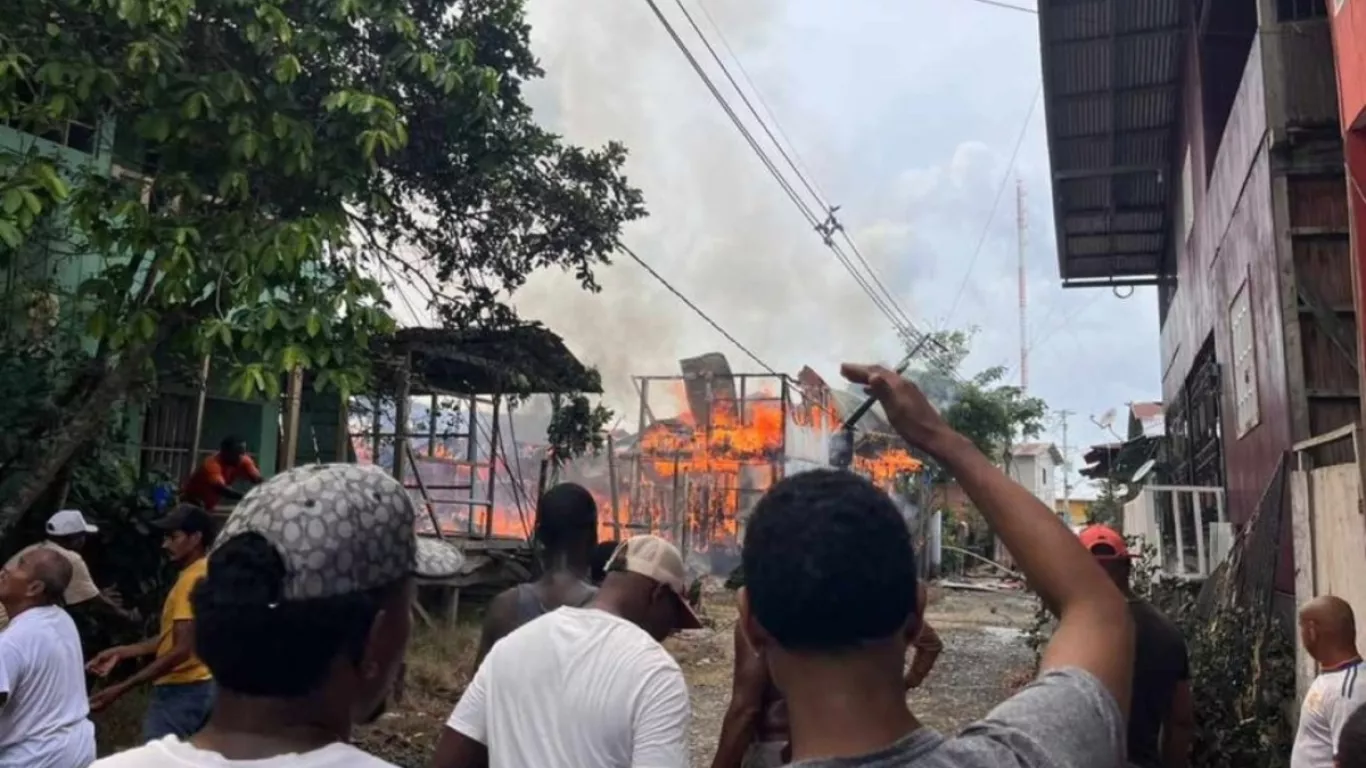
[1127,598,1190,767]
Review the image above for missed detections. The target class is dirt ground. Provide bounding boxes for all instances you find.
[671,583,1038,767]
[94,581,1038,766]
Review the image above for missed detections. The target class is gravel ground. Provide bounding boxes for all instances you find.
[346,581,1039,767]
[675,584,1038,767]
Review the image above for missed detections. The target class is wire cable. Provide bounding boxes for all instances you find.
[647,0,966,383]
[672,0,919,338]
[943,84,1041,326]
[966,0,1037,13]
[620,244,779,375]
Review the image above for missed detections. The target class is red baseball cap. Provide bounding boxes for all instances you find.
[1078,524,1132,558]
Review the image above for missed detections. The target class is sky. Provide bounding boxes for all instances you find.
[416,0,1163,497]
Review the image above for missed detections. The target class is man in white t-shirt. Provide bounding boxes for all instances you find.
[1293,595,1366,768]
[0,546,96,767]
[433,534,702,768]
[0,509,135,630]
[91,464,463,768]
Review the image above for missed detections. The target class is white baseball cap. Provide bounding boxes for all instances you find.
[46,509,98,537]
[610,535,702,630]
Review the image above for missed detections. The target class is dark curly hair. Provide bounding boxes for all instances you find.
[192,532,397,697]
[534,483,599,554]
[742,469,916,652]
[1340,702,1366,767]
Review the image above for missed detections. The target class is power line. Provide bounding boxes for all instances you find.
[943,84,1041,326]
[965,0,1037,13]
[646,0,965,381]
[676,0,920,339]
[620,244,779,375]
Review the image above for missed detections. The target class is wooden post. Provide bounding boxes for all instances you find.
[680,477,692,555]
[671,452,683,541]
[483,395,501,538]
[537,457,550,502]
[335,397,350,462]
[631,379,649,523]
[428,393,439,457]
[282,367,304,471]
[607,433,623,540]
[392,355,412,484]
[189,355,211,468]
[465,395,478,536]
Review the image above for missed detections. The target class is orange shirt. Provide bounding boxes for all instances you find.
[181,453,262,510]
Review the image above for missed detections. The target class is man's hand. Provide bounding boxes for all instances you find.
[839,364,956,455]
[102,587,124,608]
[89,683,127,713]
[87,646,129,678]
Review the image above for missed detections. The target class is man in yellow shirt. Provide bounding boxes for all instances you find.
[86,504,216,742]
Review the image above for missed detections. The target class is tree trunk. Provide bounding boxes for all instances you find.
[0,346,152,536]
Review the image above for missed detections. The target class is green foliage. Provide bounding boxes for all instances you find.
[0,0,644,521]
[1086,478,1124,527]
[908,329,1048,475]
[545,392,613,464]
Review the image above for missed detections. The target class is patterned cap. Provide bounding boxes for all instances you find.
[215,463,465,600]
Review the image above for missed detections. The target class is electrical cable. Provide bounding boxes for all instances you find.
[943,84,1041,326]
[645,0,953,375]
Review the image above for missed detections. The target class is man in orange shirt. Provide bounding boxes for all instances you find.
[87,505,216,742]
[180,437,263,511]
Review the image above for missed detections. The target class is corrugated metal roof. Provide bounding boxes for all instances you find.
[1039,0,1186,287]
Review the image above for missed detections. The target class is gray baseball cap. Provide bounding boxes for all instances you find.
[214,463,465,600]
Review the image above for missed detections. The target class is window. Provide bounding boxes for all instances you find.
[1041,468,1048,487]
[1230,277,1260,437]
[1199,0,1257,175]
[1278,0,1328,21]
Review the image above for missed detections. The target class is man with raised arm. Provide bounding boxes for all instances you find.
[714,363,1132,767]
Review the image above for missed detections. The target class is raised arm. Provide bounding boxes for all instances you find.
[841,363,1133,716]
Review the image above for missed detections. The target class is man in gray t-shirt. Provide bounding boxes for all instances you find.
[712,365,1133,768]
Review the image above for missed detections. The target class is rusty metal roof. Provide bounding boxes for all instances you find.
[1039,0,1186,286]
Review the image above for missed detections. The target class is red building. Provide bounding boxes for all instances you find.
[1330,0,1366,398]
[1037,0,1355,608]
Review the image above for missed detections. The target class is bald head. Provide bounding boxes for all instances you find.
[22,548,72,605]
[1303,596,1356,638]
[1300,595,1358,663]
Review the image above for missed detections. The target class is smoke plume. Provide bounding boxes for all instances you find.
[512,0,916,417]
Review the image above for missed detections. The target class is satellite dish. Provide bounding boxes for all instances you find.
[1096,408,1118,430]
[1131,458,1157,485]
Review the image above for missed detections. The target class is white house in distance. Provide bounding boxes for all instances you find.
[996,442,1064,567]
[1007,442,1064,510]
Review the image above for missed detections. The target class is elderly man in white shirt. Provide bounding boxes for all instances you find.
[0,546,96,767]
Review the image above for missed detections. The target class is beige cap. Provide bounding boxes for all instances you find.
[610,535,702,630]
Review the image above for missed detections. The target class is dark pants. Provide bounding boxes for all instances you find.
[142,680,214,743]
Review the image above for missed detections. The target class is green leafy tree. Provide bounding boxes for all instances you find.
[907,328,1048,470]
[0,0,642,530]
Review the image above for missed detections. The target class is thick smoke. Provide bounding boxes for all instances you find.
[511,0,914,417]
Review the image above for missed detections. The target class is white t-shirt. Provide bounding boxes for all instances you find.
[1292,660,1366,768]
[448,606,690,768]
[0,605,95,767]
[93,737,398,766]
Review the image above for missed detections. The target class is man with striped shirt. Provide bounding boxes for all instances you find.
[1293,595,1365,768]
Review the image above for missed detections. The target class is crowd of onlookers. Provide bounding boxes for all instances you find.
[0,365,1363,767]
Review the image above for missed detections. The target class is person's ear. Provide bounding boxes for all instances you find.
[23,579,43,600]
[737,587,772,653]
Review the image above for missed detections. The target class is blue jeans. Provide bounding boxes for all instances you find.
[142,681,214,743]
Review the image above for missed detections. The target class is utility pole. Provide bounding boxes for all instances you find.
[1016,178,1028,392]
[1057,409,1074,519]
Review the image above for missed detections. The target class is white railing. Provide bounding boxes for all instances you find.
[1122,485,1229,580]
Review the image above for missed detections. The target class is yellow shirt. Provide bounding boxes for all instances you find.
[154,557,212,686]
